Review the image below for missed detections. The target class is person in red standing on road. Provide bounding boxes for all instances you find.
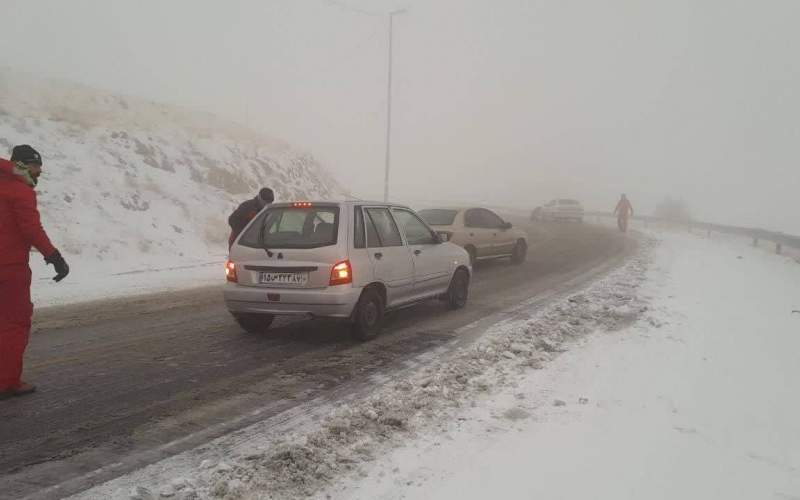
[614,193,634,232]
[0,145,69,400]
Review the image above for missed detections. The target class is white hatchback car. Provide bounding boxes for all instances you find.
[224,201,472,340]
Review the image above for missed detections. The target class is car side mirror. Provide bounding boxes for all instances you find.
[436,231,451,243]
[501,222,512,230]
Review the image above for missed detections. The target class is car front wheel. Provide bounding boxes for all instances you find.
[446,269,470,310]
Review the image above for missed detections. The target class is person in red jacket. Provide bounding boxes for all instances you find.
[0,145,69,400]
[614,194,634,233]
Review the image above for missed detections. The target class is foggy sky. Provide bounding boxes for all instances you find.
[1,0,798,233]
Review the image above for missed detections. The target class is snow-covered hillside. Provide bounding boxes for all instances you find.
[0,70,343,282]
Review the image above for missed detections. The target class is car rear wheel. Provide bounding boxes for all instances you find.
[232,313,275,333]
[351,288,385,341]
[511,239,528,265]
[446,269,470,310]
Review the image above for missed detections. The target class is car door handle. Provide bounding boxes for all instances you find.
[374,252,383,260]
[414,249,422,256]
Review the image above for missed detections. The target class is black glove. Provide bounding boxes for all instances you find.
[45,250,70,282]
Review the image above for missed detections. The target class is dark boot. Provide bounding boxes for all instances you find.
[0,382,36,400]
[13,382,36,397]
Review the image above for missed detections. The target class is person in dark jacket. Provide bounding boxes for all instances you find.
[228,187,274,247]
[0,145,69,400]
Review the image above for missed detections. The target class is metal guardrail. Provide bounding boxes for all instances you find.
[584,211,800,255]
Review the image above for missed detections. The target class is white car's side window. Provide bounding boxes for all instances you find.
[393,209,438,246]
[365,208,404,248]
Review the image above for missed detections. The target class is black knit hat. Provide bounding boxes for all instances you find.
[11,145,42,165]
[258,187,275,203]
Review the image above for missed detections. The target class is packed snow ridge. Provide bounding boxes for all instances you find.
[78,239,655,500]
[0,69,344,274]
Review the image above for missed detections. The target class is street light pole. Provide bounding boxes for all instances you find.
[383,9,406,202]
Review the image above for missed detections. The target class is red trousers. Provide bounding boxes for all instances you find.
[0,264,32,391]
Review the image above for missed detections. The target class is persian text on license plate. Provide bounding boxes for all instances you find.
[259,272,308,285]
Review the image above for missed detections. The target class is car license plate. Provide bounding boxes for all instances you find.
[259,272,308,285]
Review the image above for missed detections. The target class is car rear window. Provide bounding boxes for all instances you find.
[239,206,339,249]
[418,209,458,226]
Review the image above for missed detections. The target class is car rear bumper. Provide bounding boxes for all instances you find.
[224,283,362,318]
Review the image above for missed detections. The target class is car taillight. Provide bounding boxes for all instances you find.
[225,260,238,283]
[329,260,353,286]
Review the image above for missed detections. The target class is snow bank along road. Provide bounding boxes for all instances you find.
[0,222,632,500]
[314,231,800,500]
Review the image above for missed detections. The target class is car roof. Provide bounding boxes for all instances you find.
[420,206,506,212]
[269,200,413,210]
[418,207,465,212]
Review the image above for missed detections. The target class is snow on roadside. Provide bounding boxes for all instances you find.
[28,254,225,307]
[69,238,654,500]
[319,230,800,500]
